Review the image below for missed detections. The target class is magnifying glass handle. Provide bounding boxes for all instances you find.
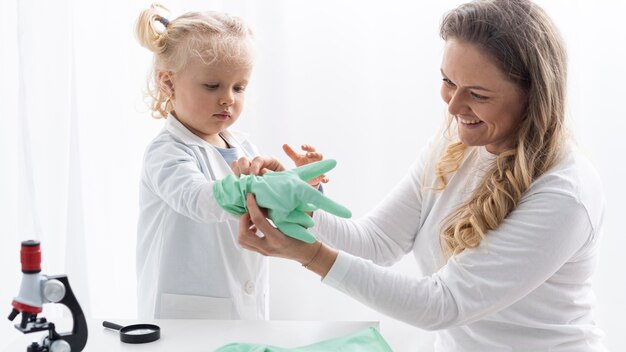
[103,321,124,331]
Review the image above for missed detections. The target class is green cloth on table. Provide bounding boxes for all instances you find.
[213,159,352,243]
[214,326,393,352]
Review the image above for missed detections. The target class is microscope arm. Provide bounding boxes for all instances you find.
[45,275,88,352]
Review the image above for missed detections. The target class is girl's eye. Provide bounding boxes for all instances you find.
[234,86,246,93]
[204,84,219,90]
[470,92,489,101]
[442,78,455,88]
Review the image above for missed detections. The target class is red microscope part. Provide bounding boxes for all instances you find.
[7,240,88,352]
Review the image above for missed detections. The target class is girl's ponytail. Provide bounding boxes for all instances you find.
[135,4,169,54]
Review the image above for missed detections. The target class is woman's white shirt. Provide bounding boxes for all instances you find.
[136,114,268,320]
[312,136,605,351]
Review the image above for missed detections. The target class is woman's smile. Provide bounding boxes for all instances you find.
[457,115,485,128]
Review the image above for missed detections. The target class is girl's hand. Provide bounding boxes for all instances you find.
[231,156,286,177]
[282,144,329,188]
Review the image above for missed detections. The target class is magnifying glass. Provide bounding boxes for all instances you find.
[103,321,161,344]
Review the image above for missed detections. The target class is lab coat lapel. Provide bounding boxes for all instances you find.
[164,114,256,180]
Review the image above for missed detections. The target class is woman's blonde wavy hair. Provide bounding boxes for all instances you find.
[135,4,254,118]
[436,0,567,259]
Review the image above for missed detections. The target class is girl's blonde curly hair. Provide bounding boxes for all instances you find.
[135,4,254,118]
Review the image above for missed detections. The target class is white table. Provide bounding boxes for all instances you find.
[5,319,379,351]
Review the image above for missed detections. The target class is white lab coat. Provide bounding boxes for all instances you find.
[136,114,268,320]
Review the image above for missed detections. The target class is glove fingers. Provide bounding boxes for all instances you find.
[317,196,352,218]
[299,186,352,218]
[294,159,337,181]
[268,209,314,229]
[285,210,315,228]
[277,222,317,243]
[298,203,318,213]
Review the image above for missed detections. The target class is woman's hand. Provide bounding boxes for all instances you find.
[283,144,329,187]
[230,156,286,177]
[238,193,338,277]
[238,193,315,262]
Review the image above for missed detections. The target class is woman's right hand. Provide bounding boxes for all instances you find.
[238,193,338,277]
[238,194,316,263]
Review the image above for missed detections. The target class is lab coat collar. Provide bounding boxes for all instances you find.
[164,113,247,152]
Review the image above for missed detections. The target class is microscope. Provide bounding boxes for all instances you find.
[7,240,88,352]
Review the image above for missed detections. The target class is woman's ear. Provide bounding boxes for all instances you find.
[156,70,175,98]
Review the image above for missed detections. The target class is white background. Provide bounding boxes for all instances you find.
[0,1,624,351]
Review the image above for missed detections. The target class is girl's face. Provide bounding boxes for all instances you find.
[440,39,526,154]
[161,54,252,146]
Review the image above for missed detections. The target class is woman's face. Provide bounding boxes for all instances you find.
[440,39,526,154]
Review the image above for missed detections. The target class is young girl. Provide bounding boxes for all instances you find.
[134,4,323,320]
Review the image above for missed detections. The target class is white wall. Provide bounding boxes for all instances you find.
[1,1,624,351]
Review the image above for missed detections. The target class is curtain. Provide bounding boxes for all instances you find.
[1,1,624,351]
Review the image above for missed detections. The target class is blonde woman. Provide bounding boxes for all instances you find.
[238,0,606,350]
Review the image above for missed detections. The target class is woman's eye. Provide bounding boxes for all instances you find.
[442,78,455,88]
[204,84,219,90]
[470,92,489,101]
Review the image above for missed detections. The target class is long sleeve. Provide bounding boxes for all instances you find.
[322,190,596,330]
[141,139,235,224]
[310,142,435,266]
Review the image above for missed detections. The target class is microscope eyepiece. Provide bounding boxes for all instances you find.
[20,240,41,274]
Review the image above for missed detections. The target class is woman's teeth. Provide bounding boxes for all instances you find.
[460,118,482,125]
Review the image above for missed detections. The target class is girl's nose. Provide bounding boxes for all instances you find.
[219,91,234,106]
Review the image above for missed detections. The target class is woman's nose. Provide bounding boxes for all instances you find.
[446,90,465,116]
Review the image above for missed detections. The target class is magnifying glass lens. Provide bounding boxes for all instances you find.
[126,329,156,335]
[103,321,161,344]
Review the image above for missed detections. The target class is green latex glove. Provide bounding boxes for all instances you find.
[213,159,351,243]
[214,327,392,352]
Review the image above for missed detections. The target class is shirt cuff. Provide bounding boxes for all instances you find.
[321,250,353,287]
